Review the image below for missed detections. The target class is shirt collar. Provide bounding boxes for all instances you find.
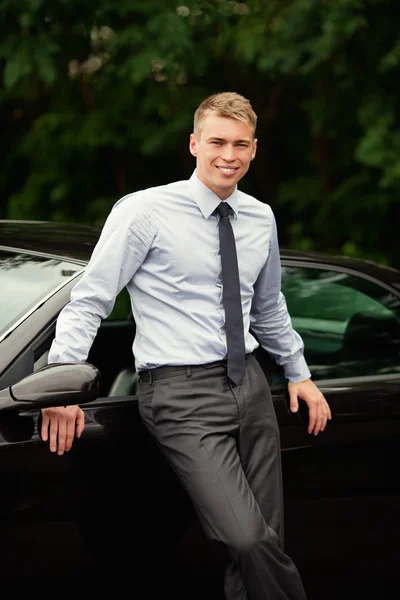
[187,170,239,219]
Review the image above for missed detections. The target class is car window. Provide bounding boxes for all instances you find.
[281,266,400,381]
[0,249,82,337]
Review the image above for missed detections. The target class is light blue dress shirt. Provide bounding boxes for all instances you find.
[48,170,311,382]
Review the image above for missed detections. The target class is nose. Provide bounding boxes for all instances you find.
[221,144,236,162]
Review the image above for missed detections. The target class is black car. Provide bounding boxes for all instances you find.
[0,220,399,596]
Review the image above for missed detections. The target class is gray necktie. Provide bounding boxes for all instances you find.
[216,202,246,385]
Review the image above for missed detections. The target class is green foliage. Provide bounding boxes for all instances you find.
[1,0,400,268]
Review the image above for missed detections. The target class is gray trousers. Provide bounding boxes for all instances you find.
[137,354,307,600]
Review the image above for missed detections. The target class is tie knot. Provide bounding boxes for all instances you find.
[216,202,231,218]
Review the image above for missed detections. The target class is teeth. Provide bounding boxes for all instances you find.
[218,167,236,173]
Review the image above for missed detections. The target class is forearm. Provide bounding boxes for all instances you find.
[250,292,311,382]
[250,211,311,383]
[48,290,107,364]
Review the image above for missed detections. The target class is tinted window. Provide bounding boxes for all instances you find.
[0,250,82,337]
[281,266,400,380]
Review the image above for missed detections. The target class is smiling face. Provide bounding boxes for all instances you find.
[189,113,257,200]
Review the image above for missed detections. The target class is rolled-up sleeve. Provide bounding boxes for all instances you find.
[48,194,155,364]
[250,214,311,383]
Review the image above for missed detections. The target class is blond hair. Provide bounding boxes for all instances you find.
[193,92,257,138]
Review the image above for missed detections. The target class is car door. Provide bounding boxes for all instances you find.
[261,260,400,597]
[0,321,159,578]
[0,280,186,581]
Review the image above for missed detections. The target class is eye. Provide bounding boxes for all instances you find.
[211,141,221,146]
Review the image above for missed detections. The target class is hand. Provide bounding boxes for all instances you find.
[288,378,332,436]
[40,405,85,455]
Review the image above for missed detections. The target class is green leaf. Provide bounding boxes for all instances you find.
[35,50,57,85]
[3,58,22,88]
[3,53,32,88]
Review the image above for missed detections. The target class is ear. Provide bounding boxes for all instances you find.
[251,138,258,161]
[189,133,198,158]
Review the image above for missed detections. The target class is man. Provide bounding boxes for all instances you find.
[43,92,331,599]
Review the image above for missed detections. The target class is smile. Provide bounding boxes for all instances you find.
[216,166,239,174]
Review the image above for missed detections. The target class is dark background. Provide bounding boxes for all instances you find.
[1,0,399,269]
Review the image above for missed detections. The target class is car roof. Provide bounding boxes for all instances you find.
[1,219,400,290]
[0,220,99,263]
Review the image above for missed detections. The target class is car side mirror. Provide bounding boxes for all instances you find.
[0,362,101,412]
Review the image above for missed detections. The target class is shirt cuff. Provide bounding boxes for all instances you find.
[283,355,312,383]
